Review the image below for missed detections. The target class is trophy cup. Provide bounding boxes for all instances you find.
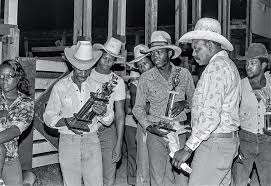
[264,98,271,132]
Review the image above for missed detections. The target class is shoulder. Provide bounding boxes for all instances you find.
[53,74,71,90]
[139,68,156,81]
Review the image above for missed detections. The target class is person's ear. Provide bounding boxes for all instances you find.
[262,61,267,71]
[168,50,173,58]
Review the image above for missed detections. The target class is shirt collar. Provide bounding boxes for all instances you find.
[209,50,228,64]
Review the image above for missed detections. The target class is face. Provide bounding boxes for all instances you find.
[0,65,18,93]
[192,40,213,66]
[72,67,91,84]
[150,48,170,69]
[136,57,154,74]
[246,58,264,78]
[96,52,116,74]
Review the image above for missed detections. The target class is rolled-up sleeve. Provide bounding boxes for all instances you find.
[13,99,34,134]
[43,86,63,129]
[186,63,225,151]
[132,76,150,131]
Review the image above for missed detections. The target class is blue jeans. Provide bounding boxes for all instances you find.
[3,158,23,186]
[189,135,239,186]
[59,133,103,186]
[232,129,271,186]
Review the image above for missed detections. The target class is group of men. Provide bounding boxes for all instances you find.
[43,17,271,186]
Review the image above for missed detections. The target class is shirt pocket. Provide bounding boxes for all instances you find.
[147,85,167,103]
[62,96,73,107]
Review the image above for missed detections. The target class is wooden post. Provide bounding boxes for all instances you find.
[0,41,2,63]
[2,27,20,61]
[83,0,92,41]
[175,0,187,44]
[221,0,231,40]
[4,0,18,25]
[73,0,83,44]
[218,0,222,24]
[117,0,126,39]
[108,0,118,39]
[192,0,201,27]
[145,0,158,46]
[245,0,252,49]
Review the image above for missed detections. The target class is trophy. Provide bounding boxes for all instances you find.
[264,98,271,131]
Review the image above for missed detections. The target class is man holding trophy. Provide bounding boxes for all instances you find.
[44,41,115,186]
[232,43,271,186]
[133,31,195,186]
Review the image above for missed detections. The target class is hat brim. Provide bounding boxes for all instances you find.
[64,46,102,71]
[140,45,182,59]
[178,30,234,51]
[237,54,271,61]
[127,54,149,68]
[93,43,124,58]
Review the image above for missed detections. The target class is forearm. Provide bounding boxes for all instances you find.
[132,105,151,131]
[0,126,20,144]
[115,115,125,146]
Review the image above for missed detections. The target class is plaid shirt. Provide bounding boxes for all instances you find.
[133,63,195,131]
[0,92,34,161]
[186,51,241,151]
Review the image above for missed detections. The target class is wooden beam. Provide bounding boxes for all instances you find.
[245,0,252,49]
[145,0,158,45]
[175,0,187,44]
[4,0,18,25]
[222,0,231,39]
[73,0,83,44]
[0,41,2,63]
[2,26,19,61]
[117,0,126,42]
[108,0,118,39]
[83,0,92,41]
[192,0,202,27]
[218,0,222,24]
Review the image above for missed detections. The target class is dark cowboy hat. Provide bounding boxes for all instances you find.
[238,43,271,62]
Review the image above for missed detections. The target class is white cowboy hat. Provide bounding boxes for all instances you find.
[141,31,182,59]
[127,44,150,68]
[178,18,233,51]
[64,41,102,70]
[122,71,140,82]
[93,37,124,58]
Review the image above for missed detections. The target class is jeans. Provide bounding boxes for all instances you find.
[59,133,103,186]
[124,125,137,185]
[2,158,23,186]
[136,126,150,186]
[147,132,188,186]
[189,135,239,186]
[232,129,271,186]
[98,124,117,186]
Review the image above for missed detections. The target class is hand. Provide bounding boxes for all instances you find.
[92,101,107,116]
[171,100,189,118]
[172,147,192,169]
[112,143,122,163]
[146,124,170,137]
[65,117,90,132]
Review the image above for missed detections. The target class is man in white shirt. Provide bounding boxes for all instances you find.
[232,43,271,186]
[43,41,113,186]
[93,37,126,186]
[173,18,241,186]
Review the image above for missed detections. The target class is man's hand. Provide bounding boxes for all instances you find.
[172,146,192,169]
[171,100,189,118]
[92,101,107,116]
[146,124,170,137]
[112,142,122,163]
[65,117,90,132]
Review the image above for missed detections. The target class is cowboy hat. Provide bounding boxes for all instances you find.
[178,17,233,51]
[127,44,150,68]
[122,71,140,82]
[64,41,102,71]
[141,31,182,59]
[237,43,271,61]
[93,37,124,58]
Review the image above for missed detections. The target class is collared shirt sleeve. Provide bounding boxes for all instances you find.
[186,61,225,151]
[132,76,150,131]
[114,78,126,101]
[185,69,195,108]
[43,85,64,129]
[11,98,34,134]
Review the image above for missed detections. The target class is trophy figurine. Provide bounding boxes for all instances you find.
[264,98,271,131]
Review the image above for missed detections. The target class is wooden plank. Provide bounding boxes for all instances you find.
[31,46,67,53]
[175,0,187,44]
[2,26,19,61]
[218,0,222,24]
[32,153,59,168]
[117,0,126,37]
[246,0,252,49]
[33,142,57,155]
[83,0,92,41]
[145,0,158,45]
[4,0,18,25]
[0,41,2,64]
[36,59,68,72]
[108,0,118,39]
[35,78,57,90]
[73,0,83,44]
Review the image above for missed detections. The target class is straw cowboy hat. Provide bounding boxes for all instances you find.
[127,44,150,68]
[93,37,124,58]
[237,43,271,62]
[122,71,140,82]
[64,41,102,70]
[178,17,234,51]
[141,31,182,59]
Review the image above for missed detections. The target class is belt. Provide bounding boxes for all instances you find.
[209,131,238,138]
